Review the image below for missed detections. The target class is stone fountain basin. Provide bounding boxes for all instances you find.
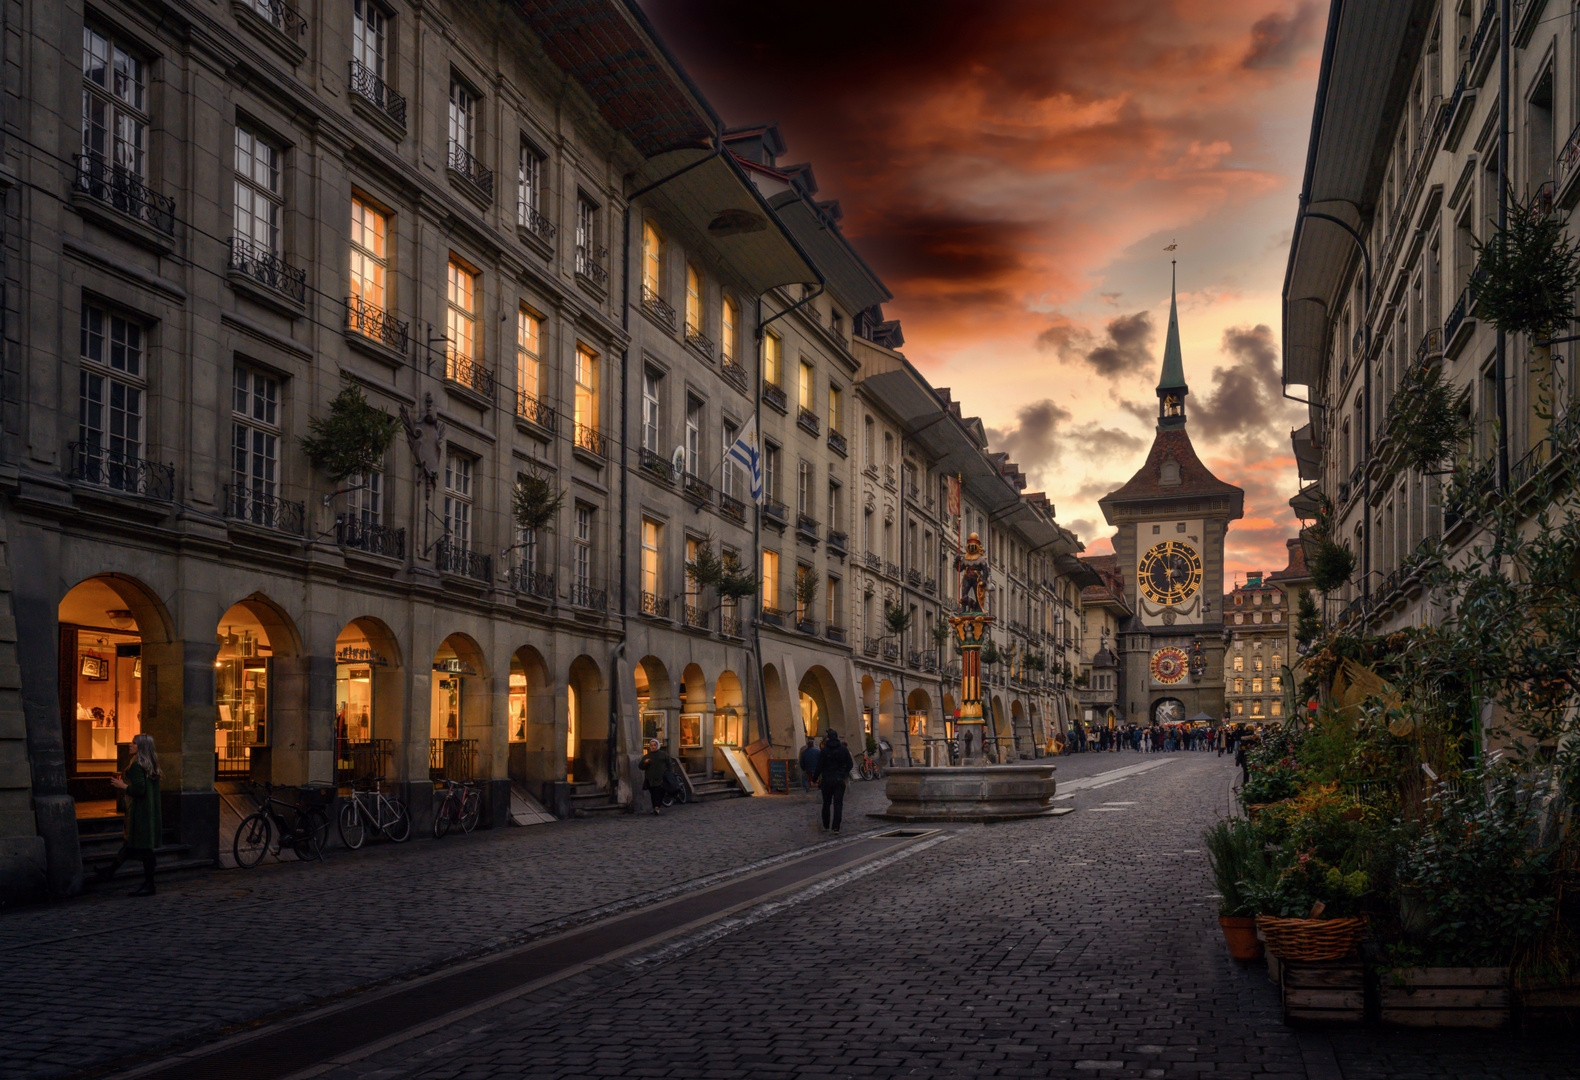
[868,763,1067,823]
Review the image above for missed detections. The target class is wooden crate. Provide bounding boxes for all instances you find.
[1281,960,1365,1024]
[1379,967,1509,1028]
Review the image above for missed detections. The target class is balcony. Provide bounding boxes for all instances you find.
[224,485,304,535]
[337,516,406,559]
[70,443,174,501]
[1557,119,1580,207]
[884,464,896,489]
[863,636,881,657]
[346,295,409,354]
[447,140,493,201]
[720,354,748,392]
[907,649,922,669]
[826,529,848,554]
[349,59,406,129]
[762,500,789,527]
[515,568,556,602]
[640,591,670,619]
[797,407,820,436]
[227,236,306,305]
[798,617,819,636]
[881,640,899,660]
[685,327,714,358]
[428,739,477,784]
[795,513,819,544]
[720,612,743,638]
[574,423,607,459]
[884,561,902,580]
[638,447,675,484]
[1413,327,1443,371]
[906,567,922,586]
[905,483,920,503]
[921,655,938,674]
[683,603,709,631]
[762,381,787,413]
[435,536,491,583]
[760,605,788,628]
[825,624,847,644]
[827,428,847,456]
[238,0,307,38]
[72,153,175,236]
[445,351,495,400]
[863,551,881,571]
[1444,272,1482,351]
[568,581,607,610]
[576,246,609,289]
[1529,179,1556,219]
[517,202,557,244]
[641,285,676,329]
[719,492,746,525]
[515,389,555,431]
[922,577,937,595]
[682,472,713,506]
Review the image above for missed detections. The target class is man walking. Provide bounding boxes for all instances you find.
[814,730,854,833]
[798,737,821,795]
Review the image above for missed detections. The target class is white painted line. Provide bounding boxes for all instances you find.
[1087,807,1128,812]
[1101,801,1137,806]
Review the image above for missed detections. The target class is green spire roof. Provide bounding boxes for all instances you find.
[1157,262,1187,395]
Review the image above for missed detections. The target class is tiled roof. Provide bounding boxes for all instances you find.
[1099,427,1244,514]
[1267,537,1311,583]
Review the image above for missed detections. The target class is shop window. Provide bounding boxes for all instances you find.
[214,603,274,778]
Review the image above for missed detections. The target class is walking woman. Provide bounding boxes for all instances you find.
[99,733,161,896]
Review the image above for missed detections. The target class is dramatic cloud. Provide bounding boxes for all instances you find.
[985,400,1072,472]
[985,400,1145,499]
[1243,4,1320,70]
[1192,324,1300,440]
[1085,311,1155,378]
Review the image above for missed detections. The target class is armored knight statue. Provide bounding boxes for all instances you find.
[955,531,989,613]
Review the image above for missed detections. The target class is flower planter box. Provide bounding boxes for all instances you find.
[1278,959,1366,1024]
[1516,979,1580,1022]
[1379,967,1509,1028]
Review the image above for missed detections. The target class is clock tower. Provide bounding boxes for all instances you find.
[1098,266,1244,728]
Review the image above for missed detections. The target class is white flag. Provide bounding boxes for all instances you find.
[725,415,763,504]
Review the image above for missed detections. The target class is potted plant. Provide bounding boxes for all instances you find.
[1203,817,1269,960]
[300,382,399,483]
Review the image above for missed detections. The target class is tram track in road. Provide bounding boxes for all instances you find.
[91,828,949,1080]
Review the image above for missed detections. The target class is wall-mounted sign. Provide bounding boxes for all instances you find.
[432,658,477,676]
[336,646,389,666]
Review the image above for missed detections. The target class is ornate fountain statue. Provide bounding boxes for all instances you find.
[950,531,994,762]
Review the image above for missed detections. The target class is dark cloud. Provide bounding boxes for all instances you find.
[1085,311,1155,378]
[986,401,1145,511]
[857,210,1028,286]
[1117,398,1158,426]
[985,400,1072,472]
[1242,3,1319,70]
[1034,315,1091,358]
[1192,324,1298,440]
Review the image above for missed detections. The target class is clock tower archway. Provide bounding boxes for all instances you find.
[1097,266,1244,728]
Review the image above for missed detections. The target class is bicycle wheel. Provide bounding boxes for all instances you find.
[233,811,272,868]
[460,790,481,833]
[294,809,329,861]
[434,792,454,839]
[338,800,366,851]
[385,798,411,843]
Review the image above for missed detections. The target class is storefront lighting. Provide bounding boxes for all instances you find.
[106,609,135,630]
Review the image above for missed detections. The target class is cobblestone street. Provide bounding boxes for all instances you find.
[11,754,1579,1080]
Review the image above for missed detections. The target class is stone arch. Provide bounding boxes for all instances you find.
[1010,699,1028,758]
[333,616,404,783]
[905,687,932,761]
[635,656,676,747]
[58,574,175,810]
[431,632,490,781]
[1151,697,1185,725]
[989,695,1007,762]
[761,662,790,746]
[677,663,709,766]
[713,669,745,748]
[877,679,900,760]
[213,592,304,785]
[508,644,554,783]
[568,654,609,786]
[797,665,847,741]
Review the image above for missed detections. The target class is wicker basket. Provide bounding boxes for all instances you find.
[1256,915,1366,962]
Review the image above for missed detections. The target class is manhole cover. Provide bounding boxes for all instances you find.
[879,829,935,838]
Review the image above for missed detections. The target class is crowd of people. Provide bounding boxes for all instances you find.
[1050,722,1263,757]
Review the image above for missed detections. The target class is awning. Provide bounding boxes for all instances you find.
[766,190,892,313]
[635,149,817,294]
[1289,483,1323,519]
[1292,423,1321,481]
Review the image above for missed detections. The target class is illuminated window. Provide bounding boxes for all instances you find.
[517,308,542,404]
[685,263,702,334]
[445,258,478,384]
[641,518,662,600]
[799,360,814,412]
[721,295,738,363]
[349,196,389,328]
[575,343,599,433]
[828,383,843,433]
[642,221,663,299]
[764,330,782,387]
[762,548,780,609]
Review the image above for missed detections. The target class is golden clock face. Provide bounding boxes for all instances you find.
[1139,540,1203,605]
[1150,646,1189,685]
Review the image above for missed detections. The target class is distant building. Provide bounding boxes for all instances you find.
[1223,572,1291,724]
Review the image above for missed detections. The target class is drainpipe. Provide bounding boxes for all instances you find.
[613,126,726,791]
[1495,0,1511,498]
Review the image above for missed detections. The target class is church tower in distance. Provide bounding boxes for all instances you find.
[1098,267,1244,728]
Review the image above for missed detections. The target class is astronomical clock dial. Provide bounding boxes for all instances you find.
[1138,540,1204,606]
[1150,646,1189,686]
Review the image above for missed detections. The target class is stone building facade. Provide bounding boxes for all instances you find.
[1222,572,1291,724]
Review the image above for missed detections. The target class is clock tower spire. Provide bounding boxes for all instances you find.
[1096,263,1245,730]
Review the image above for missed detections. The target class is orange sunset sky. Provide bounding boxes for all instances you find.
[643,0,1327,581]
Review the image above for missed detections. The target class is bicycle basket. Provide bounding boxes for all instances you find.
[296,782,337,810]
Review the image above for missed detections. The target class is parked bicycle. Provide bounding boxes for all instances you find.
[233,781,331,868]
[433,777,481,838]
[857,750,880,781]
[338,776,411,849]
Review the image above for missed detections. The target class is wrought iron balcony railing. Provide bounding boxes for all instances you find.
[797,407,820,436]
[574,423,607,458]
[720,354,748,391]
[720,611,743,638]
[863,551,881,571]
[908,649,922,669]
[798,617,819,636]
[73,154,174,235]
[923,577,937,595]
[762,381,787,412]
[906,567,922,585]
[445,350,495,399]
[435,536,491,582]
[515,568,556,601]
[825,624,847,644]
[70,443,174,501]
[719,492,746,524]
[685,327,714,357]
[826,529,848,553]
[225,484,305,534]
[517,203,557,243]
[516,389,555,431]
[683,472,713,505]
[447,140,493,199]
[638,447,675,483]
[882,640,899,660]
[762,500,789,526]
[228,235,306,303]
[760,605,787,628]
[337,516,405,558]
[827,428,848,456]
[243,0,307,38]
[576,246,608,287]
[863,636,880,656]
[568,581,607,610]
[641,285,676,328]
[349,59,406,127]
[684,603,708,630]
[640,591,670,618]
[346,295,409,353]
[884,561,902,580]
[796,513,819,540]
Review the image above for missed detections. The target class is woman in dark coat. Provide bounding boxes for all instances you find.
[99,733,161,895]
[640,739,671,816]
